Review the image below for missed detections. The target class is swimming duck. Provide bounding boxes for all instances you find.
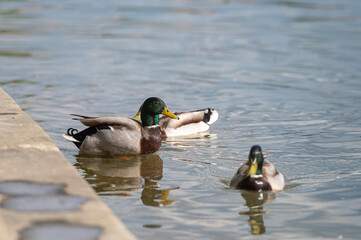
[230,145,284,191]
[133,108,218,137]
[63,97,179,155]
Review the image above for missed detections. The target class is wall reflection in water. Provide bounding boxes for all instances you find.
[74,154,178,207]
[239,191,276,235]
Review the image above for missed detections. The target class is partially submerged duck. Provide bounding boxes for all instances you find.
[230,145,285,191]
[133,108,218,137]
[63,97,179,155]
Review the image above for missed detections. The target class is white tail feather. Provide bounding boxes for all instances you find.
[62,134,80,142]
[208,110,218,125]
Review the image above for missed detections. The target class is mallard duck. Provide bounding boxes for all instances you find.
[133,108,218,137]
[63,97,179,155]
[230,145,284,191]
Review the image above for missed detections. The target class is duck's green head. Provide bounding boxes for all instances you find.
[138,97,179,126]
[247,145,264,176]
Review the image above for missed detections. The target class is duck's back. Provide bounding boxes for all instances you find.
[80,124,143,155]
[159,108,218,137]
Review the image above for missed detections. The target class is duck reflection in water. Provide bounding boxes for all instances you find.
[74,154,178,207]
[238,190,276,235]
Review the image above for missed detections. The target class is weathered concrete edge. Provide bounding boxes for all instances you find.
[0,88,136,240]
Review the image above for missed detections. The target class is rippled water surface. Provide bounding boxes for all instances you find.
[1,0,361,239]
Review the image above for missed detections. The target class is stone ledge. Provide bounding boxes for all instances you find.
[0,88,136,240]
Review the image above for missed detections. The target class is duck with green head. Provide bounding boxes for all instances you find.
[63,97,179,155]
[230,145,285,191]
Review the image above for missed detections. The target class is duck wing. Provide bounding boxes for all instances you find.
[71,115,141,130]
[262,159,285,191]
[66,115,145,155]
[262,159,278,177]
[160,108,217,127]
[229,161,249,188]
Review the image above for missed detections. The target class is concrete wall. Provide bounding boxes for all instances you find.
[0,88,136,240]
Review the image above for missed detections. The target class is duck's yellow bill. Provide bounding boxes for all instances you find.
[162,107,179,120]
[132,111,141,121]
[247,158,258,177]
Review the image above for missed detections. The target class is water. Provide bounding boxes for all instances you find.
[1,0,361,239]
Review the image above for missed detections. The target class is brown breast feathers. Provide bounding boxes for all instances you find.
[140,126,162,154]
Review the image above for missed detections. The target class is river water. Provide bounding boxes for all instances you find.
[1,0,361,239]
